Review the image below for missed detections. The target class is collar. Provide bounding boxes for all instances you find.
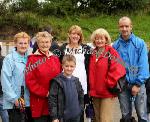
[12,48,28,63]
[119,33,134,43]
[119,33,136,46]
[93,45,111,59]
[59,72,76,81]
[34,49,53,57]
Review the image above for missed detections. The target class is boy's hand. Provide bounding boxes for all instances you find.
[52,119,59,122]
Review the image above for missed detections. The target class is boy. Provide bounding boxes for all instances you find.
[48,55,84,122]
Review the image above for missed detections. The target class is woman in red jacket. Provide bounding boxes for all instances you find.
[25,31,61,122]
[89,28,126,122]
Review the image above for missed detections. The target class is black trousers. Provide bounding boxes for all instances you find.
[8,107,33,122]
[33,115,50,122]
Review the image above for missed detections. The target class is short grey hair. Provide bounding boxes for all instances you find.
[119,16,132,25]
[35,31,53,43]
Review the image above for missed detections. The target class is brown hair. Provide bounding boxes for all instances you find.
[14,32,30,43]
[68,25,84,44]
[62,55,76,65]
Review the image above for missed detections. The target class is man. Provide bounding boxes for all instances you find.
[113,16,149,122]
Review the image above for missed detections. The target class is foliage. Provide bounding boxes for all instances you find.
[0,0,150,16]
[0,12,51,34]
[1,12,150,43]
[82,0,150,15]
[0,0,150,43]
[6,0,39,13]
[40,0,75,16]
[0,0,9,16]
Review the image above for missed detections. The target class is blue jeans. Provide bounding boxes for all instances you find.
[118,84,148,122]
[0,96,9,122]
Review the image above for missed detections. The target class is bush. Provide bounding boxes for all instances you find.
[9,0,40,13]
[0,12,45,32]
[79,0,150,15]
[40,0,74,17]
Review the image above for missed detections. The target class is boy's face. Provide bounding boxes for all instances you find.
[62,61,76,77]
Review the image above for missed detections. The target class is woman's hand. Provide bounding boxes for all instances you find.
[46,91,49,97]
[15,99,19,107]
[15,98,25,109]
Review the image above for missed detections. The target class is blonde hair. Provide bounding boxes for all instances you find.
[36,31,53,43]
[14,32,30,43]
[91,28,111,46]
[68,25,84,44]
[62,55,76,65]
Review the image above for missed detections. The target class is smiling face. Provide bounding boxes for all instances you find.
[91,28,111,48]
[63,61,76,77]
[94,34,107,48]
[15,38,29,55]
[119,17,132,40]
[37,37,51,53]
[68,25,83,45]
[69,30,81,45]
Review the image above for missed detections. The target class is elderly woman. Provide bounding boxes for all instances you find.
[25,31,61,122]
[89,28,126,122]
[1,32,32,122]
[60,25,91,121]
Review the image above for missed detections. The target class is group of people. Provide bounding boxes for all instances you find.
[0,16,149,122]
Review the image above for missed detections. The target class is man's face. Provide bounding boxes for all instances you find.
[119,19,132,40]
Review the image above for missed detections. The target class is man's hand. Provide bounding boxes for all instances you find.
[52,119,59,122]
[132,85,140,96]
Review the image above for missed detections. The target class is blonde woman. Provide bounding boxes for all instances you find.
[1,32,33,122]
[25,31,61,122]
[60,25,91,122]
[89,28,126,122]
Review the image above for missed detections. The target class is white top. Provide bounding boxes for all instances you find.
[64,45,87,94]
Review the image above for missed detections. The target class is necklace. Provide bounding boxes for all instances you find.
[95,48,105,58]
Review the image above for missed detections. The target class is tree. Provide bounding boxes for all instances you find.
[10,0,40,12]
[41,0,76,16]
